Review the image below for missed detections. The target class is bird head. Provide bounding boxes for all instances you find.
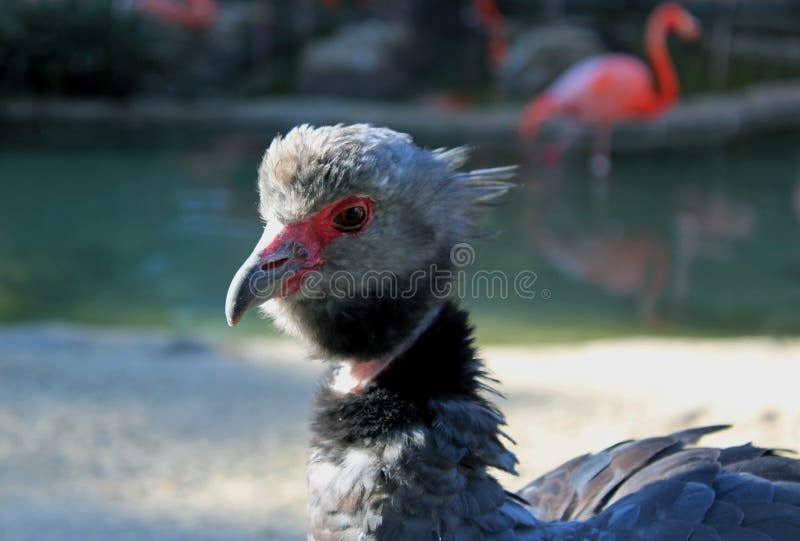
[225,124,513,358]
[655,2,702,42]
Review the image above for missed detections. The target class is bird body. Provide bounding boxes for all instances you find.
[306,300,800,540]
[225,124,800,540]
[526,54,659,130]
[518,2,700,176]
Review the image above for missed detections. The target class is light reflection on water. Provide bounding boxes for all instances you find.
[0,123,797,341]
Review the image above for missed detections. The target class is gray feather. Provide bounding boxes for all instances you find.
[433,145,472,171]
[455,165,518,205]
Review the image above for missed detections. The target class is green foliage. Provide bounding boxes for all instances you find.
[0,0,162,96]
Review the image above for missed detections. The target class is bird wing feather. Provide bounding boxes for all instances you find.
[517,425,729,522]
[516,426,800,541]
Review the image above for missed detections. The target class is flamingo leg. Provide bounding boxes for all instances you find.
[589,125,612,180]
[589,125,613,225]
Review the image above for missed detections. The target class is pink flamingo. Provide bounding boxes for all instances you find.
[475,0,507,67]
[138,0,218,31]
[518,2,701,178]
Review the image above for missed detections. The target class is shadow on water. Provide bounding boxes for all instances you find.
[0,122,798,341]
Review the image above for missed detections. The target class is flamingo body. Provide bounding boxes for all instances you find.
[518,3,700,151]
[544,54,657,126]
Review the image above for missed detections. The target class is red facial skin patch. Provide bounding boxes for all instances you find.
[258,196,373,298]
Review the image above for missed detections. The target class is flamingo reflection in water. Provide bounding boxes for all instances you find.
[533,226,669,326]
[522,167,670,326]
[672,186,757,305]
[794,180,800,224]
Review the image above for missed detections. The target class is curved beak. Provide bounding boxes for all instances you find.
[225,222,321,327]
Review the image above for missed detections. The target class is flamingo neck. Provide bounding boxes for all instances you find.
[644,14,678,114]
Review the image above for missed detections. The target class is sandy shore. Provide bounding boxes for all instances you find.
[1,324,798,540]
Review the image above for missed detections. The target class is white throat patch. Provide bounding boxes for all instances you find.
[330,303,444,395]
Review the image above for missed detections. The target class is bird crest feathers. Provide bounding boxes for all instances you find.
[258,124,516,226]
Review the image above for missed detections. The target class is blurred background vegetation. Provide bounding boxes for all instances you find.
[2,0,800,99]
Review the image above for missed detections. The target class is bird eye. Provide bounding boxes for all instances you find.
[333,205,368,232]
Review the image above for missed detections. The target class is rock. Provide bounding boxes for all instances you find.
[296,20,412,99]
[498,25,604,99]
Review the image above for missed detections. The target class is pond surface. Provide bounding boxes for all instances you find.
[1,122,798,342]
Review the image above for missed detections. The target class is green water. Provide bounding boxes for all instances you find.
[1,123,798,342]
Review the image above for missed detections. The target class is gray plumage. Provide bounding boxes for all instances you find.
[253,124,514,360]
[226,124,800,541]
